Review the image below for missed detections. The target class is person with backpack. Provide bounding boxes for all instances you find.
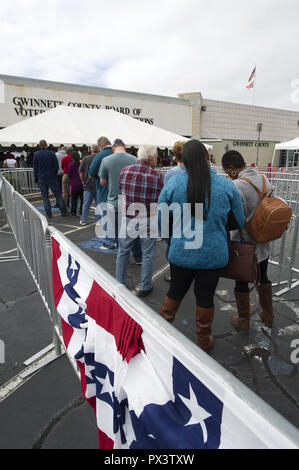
[221,150,283,330]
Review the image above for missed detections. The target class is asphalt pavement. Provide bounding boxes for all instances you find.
[0,198,298,449]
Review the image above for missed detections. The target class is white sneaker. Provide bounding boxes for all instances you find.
[79,221,87,226]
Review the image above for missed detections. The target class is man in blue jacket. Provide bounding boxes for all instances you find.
[33,140,67,218]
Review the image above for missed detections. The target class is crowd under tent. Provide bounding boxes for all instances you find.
[0,105,212,153]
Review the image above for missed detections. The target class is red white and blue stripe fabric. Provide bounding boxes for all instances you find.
[247,67,256,90]
[248,67,256,83]
[51,232,297,449]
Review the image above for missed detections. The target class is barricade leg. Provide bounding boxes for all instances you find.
[274,216,299,296]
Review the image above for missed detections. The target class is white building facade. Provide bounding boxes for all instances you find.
[1,75,299,167]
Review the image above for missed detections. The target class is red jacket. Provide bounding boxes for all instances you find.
[61,154,73,174]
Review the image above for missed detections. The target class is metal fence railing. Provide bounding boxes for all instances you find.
[2,166,299,208]
[0,174,62,357]
[0,168,39,196]
[269,216,299,295]
[159,166,299,216]
[2,166,299,291]
[1,172,299,448]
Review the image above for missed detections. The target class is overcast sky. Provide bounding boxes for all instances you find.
[1,0,299,111]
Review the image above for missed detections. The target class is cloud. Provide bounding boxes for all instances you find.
[0,0,299,111]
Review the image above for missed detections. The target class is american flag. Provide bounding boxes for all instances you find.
[246,81,254,90]
[248,67,256,82]
[51,232,298,449]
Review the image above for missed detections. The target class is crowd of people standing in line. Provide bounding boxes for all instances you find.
[1,150,31,168]
[31,137,274,353]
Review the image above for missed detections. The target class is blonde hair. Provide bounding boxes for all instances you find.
[173,141,186,163]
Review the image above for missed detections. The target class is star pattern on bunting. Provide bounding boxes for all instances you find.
[178,383,212,443]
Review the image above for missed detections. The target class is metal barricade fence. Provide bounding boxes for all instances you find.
[0,175,62,356]
[1,172,299,447]
[48,226,299,448]
[160,165,299,215]
[2,167,299,283]
[0,173,16,236]
[0,168,39,196]
[269,173,299,296]
[270,177,299,216]
[269,215,299,295]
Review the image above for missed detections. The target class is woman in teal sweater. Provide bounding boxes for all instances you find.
[158,140,244,351]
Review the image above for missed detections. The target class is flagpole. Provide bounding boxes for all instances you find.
[252,63,256,106]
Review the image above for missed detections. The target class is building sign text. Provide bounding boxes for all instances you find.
[12,96,154,124]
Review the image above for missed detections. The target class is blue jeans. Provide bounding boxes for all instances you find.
[105,209,142,259]
[39,178,66,216]
[131,237,142,262]
[116,218,156,291]
[105,207,119,246]
[95,206,119,247]
[81,190,97,223]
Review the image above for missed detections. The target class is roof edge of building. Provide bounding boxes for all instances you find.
[0,74,190,106]
[202,97,299,115]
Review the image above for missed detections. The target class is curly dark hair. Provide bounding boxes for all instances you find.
[221,150,246,169]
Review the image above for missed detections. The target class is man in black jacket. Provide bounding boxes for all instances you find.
[33,140,67,218]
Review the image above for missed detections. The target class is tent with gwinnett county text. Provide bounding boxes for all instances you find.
[0,105,212,150]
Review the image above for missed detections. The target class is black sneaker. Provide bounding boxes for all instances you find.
[136,287,153,298]
[102,242,117,250]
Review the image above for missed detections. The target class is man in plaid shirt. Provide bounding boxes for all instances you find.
[117,145,163,297]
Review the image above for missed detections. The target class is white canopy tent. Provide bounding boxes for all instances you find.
[0,105,212,150]
[272,136,299,168]
[275,136,299,150]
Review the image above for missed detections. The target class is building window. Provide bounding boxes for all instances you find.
[279,150,287,167]
[279,149,299,167]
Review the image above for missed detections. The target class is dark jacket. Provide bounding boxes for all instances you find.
[88,146,113,203]
[79,154,97,192]
[33,149,59,181]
